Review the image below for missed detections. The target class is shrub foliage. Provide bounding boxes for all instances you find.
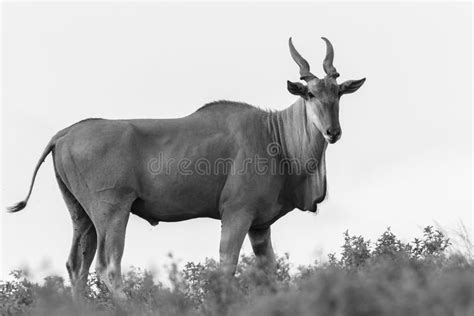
[1,226,472,316]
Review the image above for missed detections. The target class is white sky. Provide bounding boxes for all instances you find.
[1,2,472,281]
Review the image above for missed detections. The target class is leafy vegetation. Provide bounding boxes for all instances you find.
[1,226,473,315]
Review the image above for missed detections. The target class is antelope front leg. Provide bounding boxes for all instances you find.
[219,211,253,276]
[248,226,276,274]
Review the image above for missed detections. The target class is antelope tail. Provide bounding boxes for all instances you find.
[7,135,57,213]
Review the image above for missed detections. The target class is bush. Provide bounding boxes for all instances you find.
[1,226,472,316]
[328,226,452,269]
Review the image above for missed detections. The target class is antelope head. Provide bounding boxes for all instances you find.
[287,37,366,144]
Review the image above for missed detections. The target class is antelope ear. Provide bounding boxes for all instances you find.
[339,78,366,95]
[287,80,308,97]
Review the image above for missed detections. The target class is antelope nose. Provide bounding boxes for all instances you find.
[326,127,341,139]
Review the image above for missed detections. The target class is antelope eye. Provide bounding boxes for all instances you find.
[307,92,315,98]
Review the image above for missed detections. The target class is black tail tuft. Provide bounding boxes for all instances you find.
[7,201,27,213]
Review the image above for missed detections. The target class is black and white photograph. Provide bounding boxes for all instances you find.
[1,1,472,315]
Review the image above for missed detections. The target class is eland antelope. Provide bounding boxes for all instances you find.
[9,37,365,301]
